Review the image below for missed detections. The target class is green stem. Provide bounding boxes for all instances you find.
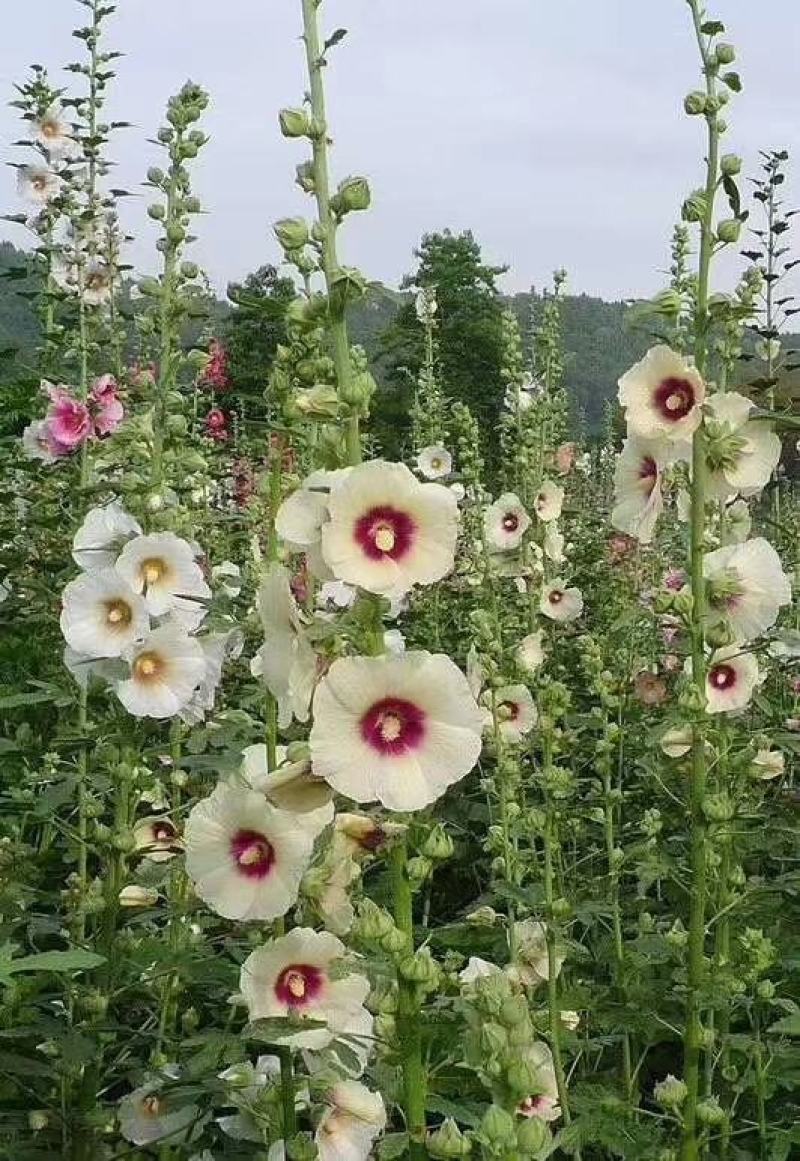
[152,157,180,490]
[542,804,572,1127]
[389,841,427,1160]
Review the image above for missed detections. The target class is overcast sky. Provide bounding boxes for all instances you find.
[1,1,798,299]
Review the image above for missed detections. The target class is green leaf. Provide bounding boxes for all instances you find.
[323,28,348,52]
[0,690,58,710]
[4,949,105,977]
[700,20,725,34]
[768,1012,800,1037]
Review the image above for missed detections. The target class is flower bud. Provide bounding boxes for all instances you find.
[480,1106,515,1148]
[279,107,311,137]
[335,175,371,213]
[506,1057,540,1098]
[720,153,741,176]
[684,91,707,115]
[398,948,440,988]
[696,1098,726,1126]
[354,898,396,942]
[653,1074,688,1109]
[274,217,310,251]
[147,166,165,186]
[296,161,316,193]
[717,218,741,244]
[703,792,734,822]
[381,927,408,956]
[28,1111,48,1132]
[466,905,498,927]
[517,1116,550,1155]
[715,43,736,65]
[681,190,707,223]
[421,825,455,862]
[428,1118,472,1159]
[119,884,159,907]
[137,277,162,298]
[756,979,775,1001]
[480,1022,508,1056]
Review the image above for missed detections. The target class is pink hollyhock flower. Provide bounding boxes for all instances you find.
[664,568,687,592]
[129,361,157,390]
[608,533,636,564]
[205,407,229,442]
[90,374,124,436]
[201,339,230,391]
[45,384,92,452]
[233,458,255,507]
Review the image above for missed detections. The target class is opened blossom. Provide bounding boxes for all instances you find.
[416,444,452,479]
[22,419,61,463]
[704,392,781,499]
[239,927,373,1055]
[704,538,791,642]
[517,630,545,673]
[702,646,760,715]
[185,783,320,921]
[90,374,124,436]
[533,480,564,522]
[115,625,206,719]
[60,568,149,658]
[618,344,705,441]
[72,502,142,571]
[250,563,317,729]
[612,436,667,544]
[133,816,182,863]
[17,163,61,205]
[33,102,75,156]
[315,1081,386,1161]
[484,493,531,551]
[320,460,459,597]
[116,532,211,628]
[310,650,483,811]
[483,684,538,743]
[540,579,583,623]
[45,384,93,452]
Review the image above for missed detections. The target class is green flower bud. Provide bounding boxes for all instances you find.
[407,855,434,888]
[428,1118,472,1159]
[28,1111,48,1133]
[481,1022,508,1056]
[291,384,341,419]
[274,217,310,251]
[516,1116,550,1155]
[147,203,165,221]
[715,43,736,65]
[166,223,186,245]
[506,1057,540,1098]
[466,905,498,927]
[480,1106,516,1149]
[705,620,735,648]
[339,369,377,411]
[380,927,408,956]
[653,1074,688,1109]
[684,91,707,115]
[296,161,316,193]
[681,189,707,223]
[499,996,529,1029]
[398,949,439,987]
[279,107,311,138]
[716,218,741,244]
[335,175,372,213]
[354,898,396,942]
[286,1132,318,1161]
[696,1098,726,1127]
[421,825,455,862]
[756,979,775,1001]
[703,792,734,822]
[147,166,165,186]
[137,276,162,298]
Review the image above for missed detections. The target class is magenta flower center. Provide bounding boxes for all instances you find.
[230,829,275,879]
[639,455,658,494]
[153,822,177,843]
[653,376,695,421]
[360,696,426,755]
[502,512,520,532]
[498,700,520,721]
[549,589,564,605]
[709,663,737,691]
[354,505,415,561]
[275,963,324,1007]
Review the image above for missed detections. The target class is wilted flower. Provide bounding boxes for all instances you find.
[82,260,113,306]
[72,502,142,571]
[133,816,182,862]
[250,563,317,729]
[660,725,693,757]
[633,670,668,706]
[119,884,160,908]
[515,1042,561,1122]
[515,919,564,987]
[90,374,124,436]
[751,748,784,780]
[554,442,577,475]
[618,344,705,441]
[483,684,538,743]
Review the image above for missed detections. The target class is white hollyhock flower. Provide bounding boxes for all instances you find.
[17,164,61,205]
[416,445,452,480]
[310,651,483,812]
[115,625,206,718]
[534,481,564,522]
[60,569,149,658]
[383,628,405,655]
[116,532,210,629]
[82,260,113,306]
[618,344,705,441]
[515,919,564,987]
[72,502,142,571]
[180,630,243,726]
[751,748,784,780]
[611,437,667,544]
[414,286,437,321]
[119,884,159,908]
[276,468,352,577]
[458,957,503,987]
[450,481,466,502]
[321,460,459,597]
[705,392,782,499]
[315,1081,386,1161]
[62,644,117,690]
[318,580,357,611]
[22,419,59,463]
[184,783,317,921]
[518,631,545,673]
[516,1042,560,1122]
[543,523,565,563]
[239,927,373,1054]
[240,744,334,822]
[251,564,317,728]
[133,816,182,863]
[540,580,583,622]
[33,103,75,157]
[704,538,791,642]
[484,493,531,551]
[483,684,537,743]
[703,646,760,715]
[118,1082,200,1147]
[660,726,693,758]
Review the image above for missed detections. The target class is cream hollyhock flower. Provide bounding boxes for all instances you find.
[533,480,564,523]
[72,501,142,571]
[60,568,149,658]
[33,103,76,157]
[722,498,751,545]
[116,532,211,628]
[276,469,342,549]
[618,344,705,441]
[82,260,113,307]
[540,580,583,622]
[516,1042,560,1122]
[185,783,318,921]
[416,445,452,480]
[180,630,243,726]
[517,631,545,673]
[239,927,373,1054]
[315,1081,386,1161]
[458,956,503,988]
[705,392,782,499]
[703,646,760,715]
[321,460,459,597]
[118,1082,200,1147]
[704,538,791,642]
[17,163,61,205]
[484,493,531,551]
[310,651,483,812]
[659,726,693,758]
[22,419,59,463]
[241,744,334,822]
[133,816,182,863]
[119,884,159,908]
[250,564,317,728]
[515,919,564,987]
[611,437,667,544]
[115,625,206,718]
[751,748,785,780]
[483,684,537,743]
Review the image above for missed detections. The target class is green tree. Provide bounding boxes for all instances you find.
[377,230,508,459]
[223,263,296,415]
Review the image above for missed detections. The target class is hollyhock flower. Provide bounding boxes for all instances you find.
[82,260,113,306]
[540,580,583,623]
[240,744,334,827]
[118,1082,200,1147]
[704,392,781,499]
[239,927,373,1054]
[332,813,404,862]
[544,523,565,564]
[534,481,564,523]
[119,884,159,908]
[315,1081,386,1161]
[90,373,124,436]
[321,460,459,597]
[515,919,564,988]
[484,493,531,551]
[212,561,242,598]
[659,725,693,757]
[704,538,791,642]
[180,630,243,725]
[458,957,503,988]
[510,376,544,412]
[554,442,577,475]
[60,568,149,658]
[22,419,60,463]
[115,625,206,719]
[201,339,230,391]
[276,468,352,576]
[415,286,437,321]
[72,502,142,571]
[184,783,318,921]
[516,1043,560,1122]
[416,445,452,480]
[310,651,483,812]
[664,568,687,592]
[251,564,317,729]
[618,344,705,441]
[17,163,61,205]
[608,532,637,564]
[216,1056,282,1143]
[483,684,538,743]
[116,532,211,628]
[45,384,92,451]
[611,437,667,544]
[450,481,466,502]
[205,407,229,442]
[690,645,760,715]
[318,580,358,611]
[751,748,785,780]
[518,631,545,673]
[634,670,668,707]
[133,816,182,863]
[33,102,75,157]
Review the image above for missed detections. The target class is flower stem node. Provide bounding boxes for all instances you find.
[428,1118,473,1158]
